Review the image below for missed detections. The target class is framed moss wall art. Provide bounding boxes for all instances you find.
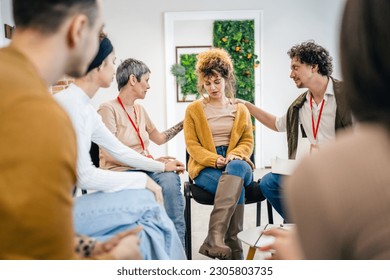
[174,45,211,102]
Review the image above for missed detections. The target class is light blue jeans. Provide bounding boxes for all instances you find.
[259,172,288,220]
[194,146,253,204]
[128,170,185,247]
[73,189,186,260]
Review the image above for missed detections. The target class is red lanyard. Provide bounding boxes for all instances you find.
[310,95,325,141]
[117,96,152,158]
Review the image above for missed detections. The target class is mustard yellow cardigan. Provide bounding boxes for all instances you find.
[184,99,254,179]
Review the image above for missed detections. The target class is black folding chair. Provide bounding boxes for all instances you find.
[183,151,274,259]
[73,142,100,196]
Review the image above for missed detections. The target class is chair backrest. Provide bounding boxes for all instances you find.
[90,142,100,168]
[73,142,99,196]
[185,150,193,183]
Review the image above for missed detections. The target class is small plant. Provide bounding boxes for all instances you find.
[170,63,186,86]
[171,55,200,101]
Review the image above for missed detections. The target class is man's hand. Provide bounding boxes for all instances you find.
[106,230,142,260]
[258,227,303,260]
[97,226,142,253]
[231,98,247,105]
[83,226,143,260]
[109,234,142,260]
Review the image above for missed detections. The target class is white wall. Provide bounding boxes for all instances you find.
[0,0,13,47]
[175,20,213,46]
[95,0,346,166]
[0,0,347,166]
[171,19,214,164]
[0,2,2,46]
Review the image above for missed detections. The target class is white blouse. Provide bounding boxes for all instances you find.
[275,78,337,146]
[54,83,164,192]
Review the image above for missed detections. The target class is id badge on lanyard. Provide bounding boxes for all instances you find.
[310,95,325,154]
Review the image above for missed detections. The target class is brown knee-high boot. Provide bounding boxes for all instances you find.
[224,204,244,260]
[199,174,243,260]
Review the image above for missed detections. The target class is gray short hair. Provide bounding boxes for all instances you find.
[116,58,151,91]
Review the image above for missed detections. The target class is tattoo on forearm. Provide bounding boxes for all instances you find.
[163,121,183,142]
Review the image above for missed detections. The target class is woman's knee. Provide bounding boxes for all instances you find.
[225,160,252,177]
[259,173,281,192]
[194,168,221,191]
[156,172,181,190]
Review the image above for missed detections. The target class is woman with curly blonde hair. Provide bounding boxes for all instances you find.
[183,48,255,259]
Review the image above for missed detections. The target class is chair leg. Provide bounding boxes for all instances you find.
[267,200,274,224]
[72,186,77,197]
[256,202,261,226]
[246,246,256,260]
[184,182,192,260]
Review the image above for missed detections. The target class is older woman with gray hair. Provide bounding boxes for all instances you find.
[98,58,186,246]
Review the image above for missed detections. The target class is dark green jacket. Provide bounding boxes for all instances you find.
[286,77,352,159]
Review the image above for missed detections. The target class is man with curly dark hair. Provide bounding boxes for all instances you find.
[260,0,390,260]
[235,40,352,220]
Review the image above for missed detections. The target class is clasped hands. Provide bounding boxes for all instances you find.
[215,154,242,169]
[76,226,143,260]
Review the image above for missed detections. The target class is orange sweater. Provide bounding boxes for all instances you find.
[0,46,79,259]
[184,100,254,179]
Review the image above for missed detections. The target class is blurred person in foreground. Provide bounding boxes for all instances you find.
[261,0,390,260]
[0,0,140,259]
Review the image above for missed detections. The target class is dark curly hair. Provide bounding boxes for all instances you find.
[287,40,333,77]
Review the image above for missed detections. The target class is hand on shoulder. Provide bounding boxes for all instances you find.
[231,98,247,105]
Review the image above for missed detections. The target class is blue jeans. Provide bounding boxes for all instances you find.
[259,172,287,220]
[194,146,253,204]
[73,189,186,260]
[144,171,185,247]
